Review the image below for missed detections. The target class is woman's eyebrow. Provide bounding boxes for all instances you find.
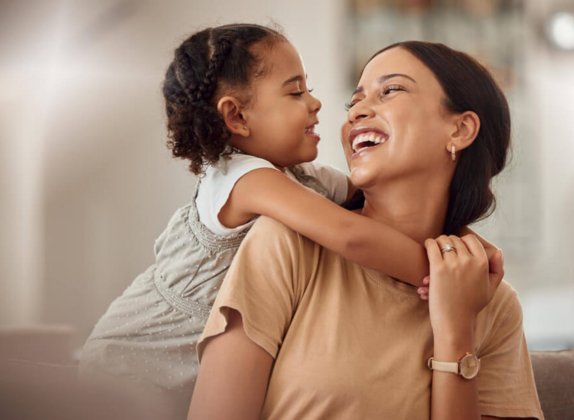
[378,73,417,84]
[352,73,417,96]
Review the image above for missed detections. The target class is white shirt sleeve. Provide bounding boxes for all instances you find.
[196,154,278,236]
[296,161,349,204]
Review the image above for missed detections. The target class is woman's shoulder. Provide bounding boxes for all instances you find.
[491,280,521,309]
[245,216,321,254]
[476,280,525,349]
[483,280,523,322]
[248,216,306,240]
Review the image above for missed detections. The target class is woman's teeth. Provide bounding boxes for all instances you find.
[352,133,387,153]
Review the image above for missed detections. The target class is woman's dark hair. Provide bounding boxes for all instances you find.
[346,41,511,234]
[162,23,285,174]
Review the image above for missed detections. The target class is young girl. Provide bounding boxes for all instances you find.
[79,23,441,418]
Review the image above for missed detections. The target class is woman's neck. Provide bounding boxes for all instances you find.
[360,177,450,244]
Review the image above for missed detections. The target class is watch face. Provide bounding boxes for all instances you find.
[460,354,480,379]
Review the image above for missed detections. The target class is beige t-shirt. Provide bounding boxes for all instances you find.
[199,217,544,420]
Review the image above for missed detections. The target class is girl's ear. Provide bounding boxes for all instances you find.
[446,110,480,155]
[217,96,250,137]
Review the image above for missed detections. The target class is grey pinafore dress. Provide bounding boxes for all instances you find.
[78,166,330,418]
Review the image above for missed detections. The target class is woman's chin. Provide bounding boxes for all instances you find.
[349,167,376,190]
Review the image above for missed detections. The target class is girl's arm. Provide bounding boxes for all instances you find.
[188,310,271,420]
[218,168,428,287]
[345,176,359,202]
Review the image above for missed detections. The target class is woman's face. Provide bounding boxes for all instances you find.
[341,47,455,190]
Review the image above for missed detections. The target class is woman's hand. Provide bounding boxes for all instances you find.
[417,236,503,302]
[424,235,504,339]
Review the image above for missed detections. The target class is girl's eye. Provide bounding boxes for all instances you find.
[291,87,314,97]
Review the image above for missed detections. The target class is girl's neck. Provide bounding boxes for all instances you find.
[360,177,450,244]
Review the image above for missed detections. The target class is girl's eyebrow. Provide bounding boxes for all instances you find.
[282,74,307,87]
[352,73,417,96]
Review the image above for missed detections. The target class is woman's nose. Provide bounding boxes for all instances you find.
[347,101,374,123]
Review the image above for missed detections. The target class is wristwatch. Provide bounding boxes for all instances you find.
[427,353,481,380]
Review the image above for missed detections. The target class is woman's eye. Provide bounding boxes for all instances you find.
[382,85,404,95]
[344,100,358,111]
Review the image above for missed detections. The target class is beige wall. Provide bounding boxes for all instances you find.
[0,0,572,349]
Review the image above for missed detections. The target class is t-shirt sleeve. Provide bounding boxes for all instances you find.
[297,161,349,204]
[196,154,278,236]
[475,282,544,419]
[197,216,309,360]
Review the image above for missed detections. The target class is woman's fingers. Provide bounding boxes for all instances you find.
[447,235,471,258]
[425,233,491,325]
[487,249,505,290]
[424,238,443,263]
[460,234,486,258]
[433,235,455,259]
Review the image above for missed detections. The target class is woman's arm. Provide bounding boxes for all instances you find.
[188,310,272,420]
[425,234,505,420]
[190,218,309,419]
[219,168,428,286]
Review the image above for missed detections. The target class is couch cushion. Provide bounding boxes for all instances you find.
[530,349,574,420]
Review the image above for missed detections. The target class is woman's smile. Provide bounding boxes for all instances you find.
[348,126,389,156]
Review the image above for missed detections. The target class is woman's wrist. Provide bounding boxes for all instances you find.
[432,323,476,360]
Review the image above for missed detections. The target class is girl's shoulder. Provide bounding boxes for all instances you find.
[208,153,276,176]
[294,160,346,178]
[291,161,349,204]
[200,153,277,193]
[196,154,277,236]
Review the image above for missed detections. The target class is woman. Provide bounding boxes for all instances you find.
[189,41,543,419]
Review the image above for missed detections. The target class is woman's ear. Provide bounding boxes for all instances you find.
[217,96,250,137]
[447,111,480,154]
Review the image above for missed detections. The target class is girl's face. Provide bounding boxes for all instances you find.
[238,41,322,168]
[341,47,455,190]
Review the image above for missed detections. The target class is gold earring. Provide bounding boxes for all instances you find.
[451,144,456,162]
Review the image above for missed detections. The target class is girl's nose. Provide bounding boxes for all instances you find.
[308,93,321,114]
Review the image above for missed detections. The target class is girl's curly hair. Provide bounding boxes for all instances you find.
[162,23,285,174]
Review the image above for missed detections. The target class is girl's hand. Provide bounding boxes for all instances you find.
[416,276,431,301]
[424,235,504,338]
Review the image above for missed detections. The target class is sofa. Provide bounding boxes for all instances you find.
[530,348,574,419]
[1,326,573,419]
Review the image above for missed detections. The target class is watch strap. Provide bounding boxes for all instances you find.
[427,353,480,380]
[427,358,459,374]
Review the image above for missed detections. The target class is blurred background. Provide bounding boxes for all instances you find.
[1,0,573,357]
